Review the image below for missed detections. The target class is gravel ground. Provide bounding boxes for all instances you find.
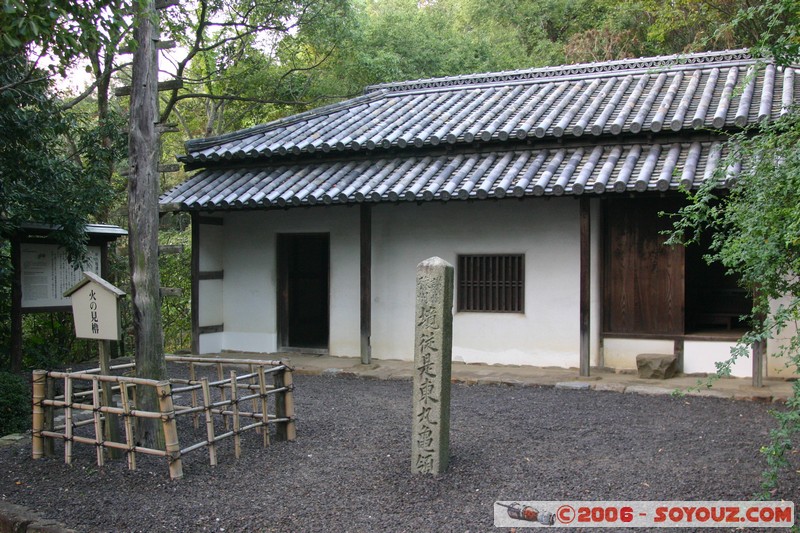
[1,373,798,532]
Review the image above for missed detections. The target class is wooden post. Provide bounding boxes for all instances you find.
[579,197,591,377]
[674,338,685,374]
[99,340,123,458]
[230,370,241,459]
[201,378,217,466]
[31,370,46,459]
[752,339,765,388]
[360,204,372,365]
[128,0,167,449]
[64,377,73,465]
[257,367,270,448]
[155,382,183,480]
[191,211,200,354]
[274,367,296,442]
[10,236,22,372]
[119,383,137,471]
[91,379,105,467]
[411,257,453,475]
[44,377,54,456]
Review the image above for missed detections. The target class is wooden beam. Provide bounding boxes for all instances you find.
[360,204,372,365]
[579,197,591,377]
[158,244,184,255]
[198,324,224,335]
[160,287,183,297]
[114,79,183,97]
[198,270,224,280]
[197,216,223,226]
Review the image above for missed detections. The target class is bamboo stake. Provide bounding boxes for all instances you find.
[120,382,137,471]
[248,364,258,430]
[99,340,123,459]
[258,367,270,448]
[44,377,55,456]
[155,382,183,480]
[230,370,241,459]
[274,368,296,441]
[189,362,199,429]
[65,376,73,465]
[217,362,229,431]
[201,378,217,466]
[31,370,46,459]
[91,379,105,467]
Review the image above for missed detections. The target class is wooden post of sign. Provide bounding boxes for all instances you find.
[99,340,123,458]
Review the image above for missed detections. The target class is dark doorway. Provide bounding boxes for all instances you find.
[278,234,330,350]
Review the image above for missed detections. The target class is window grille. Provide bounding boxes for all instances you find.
[457,254,524,313]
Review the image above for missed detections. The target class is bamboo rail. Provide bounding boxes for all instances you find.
[31,356,295,480]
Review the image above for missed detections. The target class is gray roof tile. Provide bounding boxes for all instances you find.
[162,141,729,210]
[162,49,799,211]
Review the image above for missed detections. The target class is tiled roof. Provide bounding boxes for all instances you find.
[162,141,727,210]
[162,49,798,210]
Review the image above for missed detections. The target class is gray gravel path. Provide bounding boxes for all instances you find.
[0,374,797,532]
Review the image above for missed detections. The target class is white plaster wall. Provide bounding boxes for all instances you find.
[602,338,675,370]
[683,340,751,376]
[217,207,360,356]
[198,222,224,350]
[589,198,602,367]
[371,199,581,367]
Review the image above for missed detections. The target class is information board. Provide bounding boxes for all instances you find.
[20,243,102,309]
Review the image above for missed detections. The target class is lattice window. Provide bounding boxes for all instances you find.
[457,254,525,313]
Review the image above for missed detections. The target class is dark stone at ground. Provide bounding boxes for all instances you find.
[0,373,797,532]
[636,353,678,379]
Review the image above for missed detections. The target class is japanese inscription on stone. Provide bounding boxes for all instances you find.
[411,257,453,475]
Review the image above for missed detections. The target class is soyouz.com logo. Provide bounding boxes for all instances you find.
[493,501,795,528]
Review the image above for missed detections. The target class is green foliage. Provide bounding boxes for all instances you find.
[0,0,133,78]
[159,219,192,353]
[0,371,30,436]
[668,108,800,496]
[0,55,118,263]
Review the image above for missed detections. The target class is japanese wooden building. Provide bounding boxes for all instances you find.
[161,49,799,379]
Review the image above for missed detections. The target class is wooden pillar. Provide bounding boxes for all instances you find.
[752,339,765,388]
[674,338,684,374]
[191,211,199,354]
[579,197,591,377]
[10,235,22,371]
[360,204,372,365]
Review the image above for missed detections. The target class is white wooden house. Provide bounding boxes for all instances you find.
[161,49,799,379]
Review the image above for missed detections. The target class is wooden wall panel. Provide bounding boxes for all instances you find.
[604,198,684,335]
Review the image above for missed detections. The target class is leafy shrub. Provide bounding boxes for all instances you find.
[0,371,30,436]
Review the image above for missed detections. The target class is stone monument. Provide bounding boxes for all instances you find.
[411,257,453,475]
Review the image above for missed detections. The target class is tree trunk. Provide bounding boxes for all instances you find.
[128,0,166,449]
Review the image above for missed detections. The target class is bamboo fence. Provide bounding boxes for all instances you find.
[31,356,296,480]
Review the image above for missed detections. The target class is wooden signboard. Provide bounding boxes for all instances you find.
[64,272,125,341]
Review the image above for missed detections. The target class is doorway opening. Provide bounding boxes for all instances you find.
[277,234,330,351]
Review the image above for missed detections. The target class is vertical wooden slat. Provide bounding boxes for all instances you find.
[191,212,200,354]
[360,204,372,364]
[92,379,105,467]
[64,377,73,465]
[189,362,199,429]
[257,367,270,448]
[119,382,137,470]
[10,235,22,372]
[155,382,183,480]
[32,370,46,459]
[217,362,229,430]
[230,370,241,459]
[201,377,217,466]
[752,339,765,388]
[580,197,591,377]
